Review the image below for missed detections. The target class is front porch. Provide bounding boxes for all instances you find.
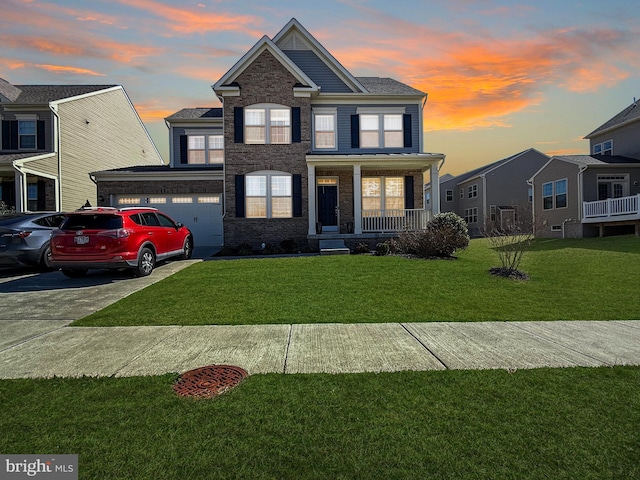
[582,194,640,236]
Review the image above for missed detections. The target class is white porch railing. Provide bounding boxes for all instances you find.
[362,208,431,233]
[583,194,640,219]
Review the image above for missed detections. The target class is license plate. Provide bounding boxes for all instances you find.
[74,236,89,245]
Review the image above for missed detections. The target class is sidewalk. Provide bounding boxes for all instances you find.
[1,320,639,379]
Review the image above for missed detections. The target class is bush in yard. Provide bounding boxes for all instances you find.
[396,212,469,258]
[353,242,372,254]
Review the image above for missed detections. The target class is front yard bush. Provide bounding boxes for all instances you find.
[395,212,470,258]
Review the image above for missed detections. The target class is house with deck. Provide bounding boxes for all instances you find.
[95,18,444,250]
[530,98,640,237]
[0,78,162,212]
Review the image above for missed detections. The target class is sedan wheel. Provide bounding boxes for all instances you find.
[134,247,155,277]
[39,245,54,271]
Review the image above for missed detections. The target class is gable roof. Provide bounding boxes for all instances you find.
[553,154,640,166]
[585,98,640,138]
[441,148,547,186]
[356,77,425,96]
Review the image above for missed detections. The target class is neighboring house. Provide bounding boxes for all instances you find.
[95,18,445,250]
[436,148,549,236]
[530,98,640,238]
[94,108,225,247]
[0,78,163,212]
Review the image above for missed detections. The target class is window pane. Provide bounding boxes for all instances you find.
[19,121,36,135]
[246,198,266,218]
[270,126,290,144]
[271,197,292,218]
[210,149,224,163]
[315,114,334,131]
[556,194,567,208]
[20,135,36,149]
[542,183,553,197]
[543,197,553,210]
[385,178,404,197]
[270,109,290,126]
[360,115,378,130]
[384,114,402,130]
[246,176,266,196]
[245,109,265,126]
[188,150,206,164]
[245,126,266,144]
[188,136,205,149]
[555,179,567,195]
[209,135,223,150]
[384,131,403,147]
[363,197,381,210]
[315,131,335,148]
[385,197,404,211]
[271,176,291,196]
[362,178,381,197]
[361,131,379,148]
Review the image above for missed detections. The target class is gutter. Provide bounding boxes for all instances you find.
[49,103,62,211]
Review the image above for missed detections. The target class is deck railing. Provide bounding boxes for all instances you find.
[583,194,640,219]
[361,208,431,233]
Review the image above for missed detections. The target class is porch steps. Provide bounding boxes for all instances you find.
[319,239,350,255]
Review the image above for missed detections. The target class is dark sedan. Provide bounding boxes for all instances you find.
[0,212,67,270]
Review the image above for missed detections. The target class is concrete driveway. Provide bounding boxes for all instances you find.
[0,259,200,350]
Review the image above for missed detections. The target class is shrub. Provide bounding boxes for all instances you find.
[396,213,469,258]
[353,242,372,254]
[279,239,299,254]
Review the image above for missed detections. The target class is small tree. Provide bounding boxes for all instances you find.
[484,204,536,280]
[396,212,469,258]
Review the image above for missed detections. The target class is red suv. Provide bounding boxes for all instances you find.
[50,207,193,278]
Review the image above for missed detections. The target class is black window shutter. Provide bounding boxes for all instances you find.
[293,174,302,217]
[179,135,188,164]
[1,121,10,150]
[403,114,412,148]
[10,121,18,149]
[235,175,245,218]
[37,121,45,150]
[351,115,360,148]
[404,176,414,209]
[234,107,244,143]
[292,107,301,143]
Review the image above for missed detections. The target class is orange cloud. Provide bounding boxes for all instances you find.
[135,103,177,122]
[34,64,106,76]
[115,0,263,36]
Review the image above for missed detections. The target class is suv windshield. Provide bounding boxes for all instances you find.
[61,214,123,230]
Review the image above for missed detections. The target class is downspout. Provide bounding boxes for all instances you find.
[49,103,62,211]
[526,179,535,235]
[578,165,587,223]
[481,174,487,233]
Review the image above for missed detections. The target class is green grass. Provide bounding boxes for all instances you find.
[1,367,638,479]
[73,236,640,326]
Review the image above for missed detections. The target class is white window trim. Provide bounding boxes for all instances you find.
[245,104,291,145]
[356,108,406,149]
[246,170,293,219]
[312,108,337,151]
[542,178,568,210]
[362,176,405,213]
[468,184,478,198]
[445,189,453,202]
[593,139,613,155]
[184,130,224,165]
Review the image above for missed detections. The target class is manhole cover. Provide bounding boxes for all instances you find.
[173,365,248,398]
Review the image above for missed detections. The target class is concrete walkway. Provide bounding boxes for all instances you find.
[0,320,639,379]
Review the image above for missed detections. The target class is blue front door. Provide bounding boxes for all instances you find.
[318,185,338,231]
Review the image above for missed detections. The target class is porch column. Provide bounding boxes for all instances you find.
[308,164,317,236]
[353,164,362,234]
[13,166,26,213]
[430,163,440,215]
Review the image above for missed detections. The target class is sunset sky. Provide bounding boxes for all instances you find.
[2,0,639,176]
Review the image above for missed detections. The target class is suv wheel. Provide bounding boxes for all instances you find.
[62,269,88,278]
[39,245,54,271]
[179,236,193,260]
[134,247,155,277]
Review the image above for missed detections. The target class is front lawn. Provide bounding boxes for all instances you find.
[73,236,640,326]
[1,367,638,479]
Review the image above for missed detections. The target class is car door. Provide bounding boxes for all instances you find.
[157,212,183,253]
[140,211,170,254]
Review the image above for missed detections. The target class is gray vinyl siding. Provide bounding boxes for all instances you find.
[590,121,640,159]
[0,108,53,152]
[581,166,640,201]
[323,104,420,154]
[283,50,352,93]
[57,88,162,211]
[170,126,223,167]
[533,159,580,238]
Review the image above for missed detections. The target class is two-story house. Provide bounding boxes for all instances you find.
[436,148,549,236]
[95,18,445,251]
[530,98,640,238]
[0,78,163,213]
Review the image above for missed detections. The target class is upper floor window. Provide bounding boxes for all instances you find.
[313,109,336,150]
[445,190,453,202]
[19,120,36,149]
[593,139,613,156]
[360,114,403,148]
[245,105,290,145]
[468,184,478,198]
[542,179,567,210]
[184,134,223,165]
[246,171,292,218]
[2,117,44,151]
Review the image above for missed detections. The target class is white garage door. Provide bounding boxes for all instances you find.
[115,194,223,247]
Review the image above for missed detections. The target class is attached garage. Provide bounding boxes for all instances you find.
[115,194,223,247]
[93,165,225,248]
